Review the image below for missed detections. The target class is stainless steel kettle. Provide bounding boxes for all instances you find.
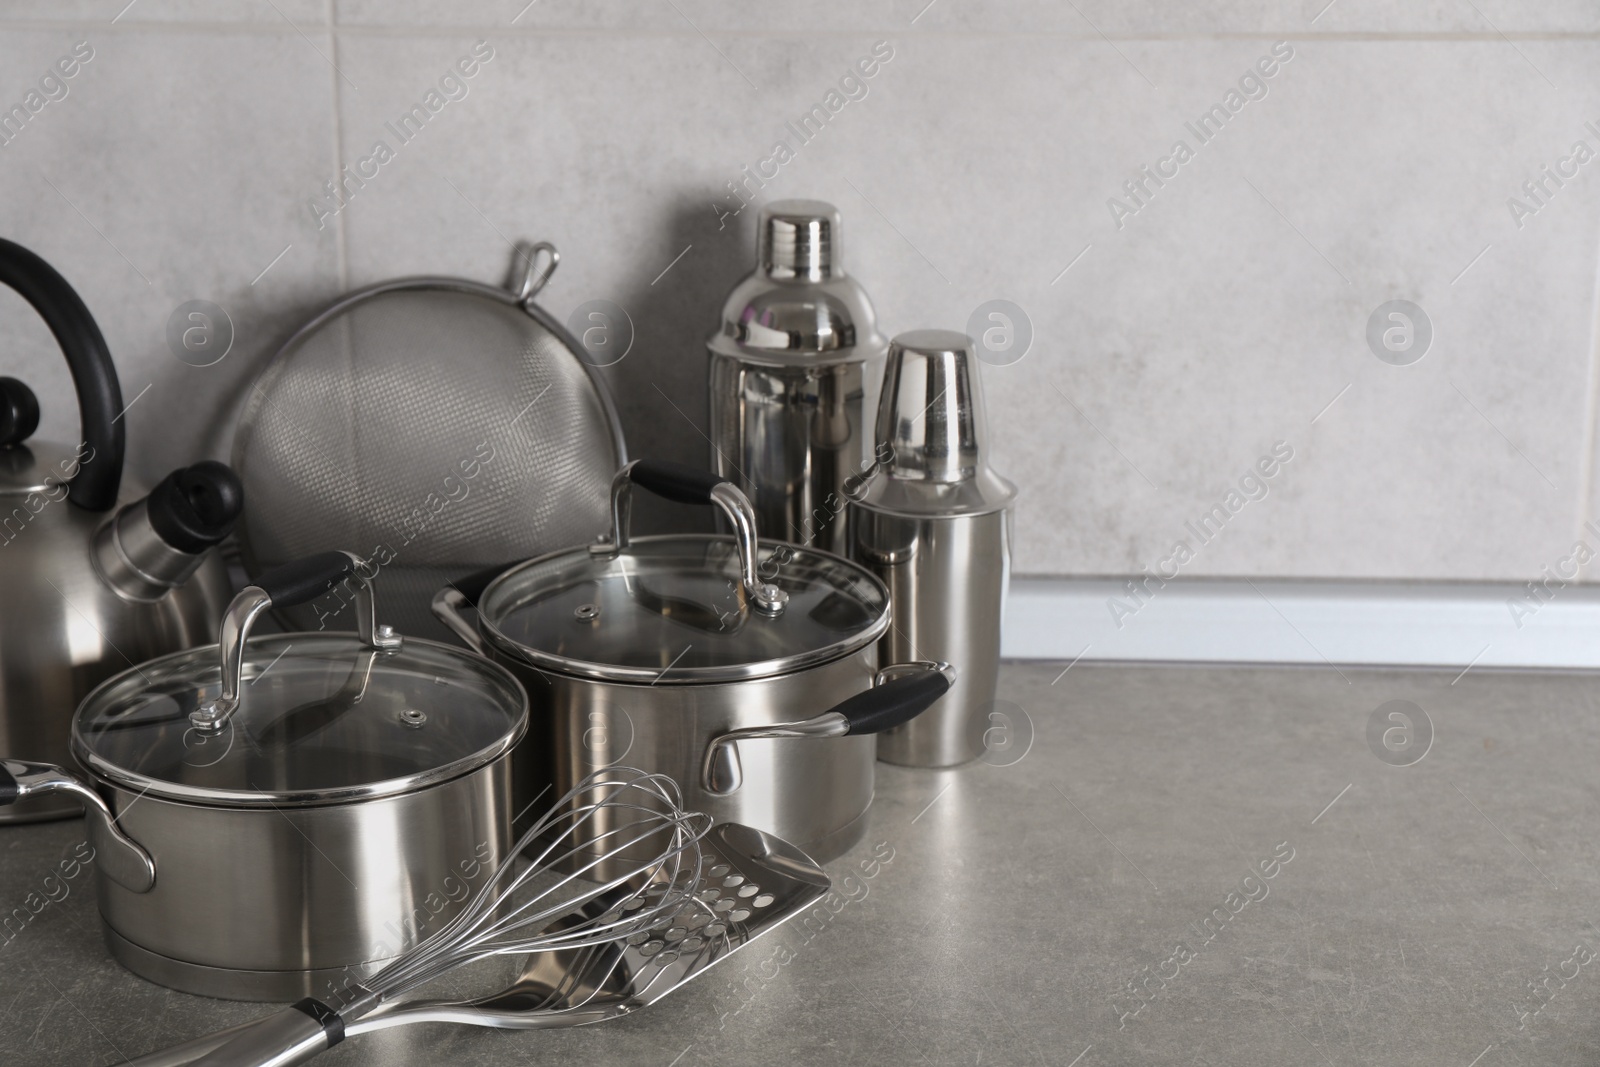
[0,238,241,822]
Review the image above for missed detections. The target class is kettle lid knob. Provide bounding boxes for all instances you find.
[0,378,40,448]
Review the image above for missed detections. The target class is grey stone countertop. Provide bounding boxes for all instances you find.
[5,662,1600,1065]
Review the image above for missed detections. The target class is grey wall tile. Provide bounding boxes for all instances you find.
[0,25,341,489]
[5,7,1595,583]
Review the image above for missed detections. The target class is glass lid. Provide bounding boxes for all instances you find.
[72,633,527,807]
[478,535,890,683]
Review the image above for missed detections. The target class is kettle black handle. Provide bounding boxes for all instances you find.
[0,238,124,512]
[627,460,726,506]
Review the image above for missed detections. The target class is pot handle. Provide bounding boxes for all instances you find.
[429,562,516,655]
[594,460,788,617]
[701,662,955,796]
[0,238,125,512]
[0,759,154,893]
[193,552,398,733]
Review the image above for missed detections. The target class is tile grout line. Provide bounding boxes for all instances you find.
[1572,193,1600,580]
[326,0,350,291]
[5,19,1600,41]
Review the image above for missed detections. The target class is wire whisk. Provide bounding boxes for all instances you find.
[187,765,715,1067]
[365,765,714,1005]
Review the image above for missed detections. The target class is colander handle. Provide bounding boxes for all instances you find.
[597,460,788,617]
[0,238,125,511]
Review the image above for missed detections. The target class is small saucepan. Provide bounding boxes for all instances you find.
[433,460,953,878]
[0,552,527,1001]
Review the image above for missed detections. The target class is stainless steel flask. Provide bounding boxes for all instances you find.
[848,330,1016,768]
[707,200,888,554]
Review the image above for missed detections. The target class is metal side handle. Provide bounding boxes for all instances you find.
[0,759,154,893]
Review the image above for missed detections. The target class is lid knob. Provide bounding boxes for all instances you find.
[758,200,841,282]
[877,330,989,483]
[0,378,39,448]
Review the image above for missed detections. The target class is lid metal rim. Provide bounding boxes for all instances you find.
[477,534,892,685]
[72,743,521,809]
[69,632,530,809]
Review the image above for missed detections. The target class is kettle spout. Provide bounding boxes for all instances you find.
[93,461,244,601]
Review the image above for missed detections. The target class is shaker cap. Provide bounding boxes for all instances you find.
[853,330,1016,517]
[706,200,888,366]
[759,200,840,281]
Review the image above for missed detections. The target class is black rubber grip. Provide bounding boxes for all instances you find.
[831,667,952,736]
[146,461,245,554]
[448,562,514,606]
[628,460,727,506]
[291,997,345,1046]
[0,377,40,447]
[0,761,17,805]
[255,552,357,608]
[0,238,125,512]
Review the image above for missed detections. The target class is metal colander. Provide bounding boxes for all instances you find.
[233,243,626,638]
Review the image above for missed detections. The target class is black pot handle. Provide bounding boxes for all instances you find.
[0,238,125,512]
[255,551,359,608]
[627,460,726,506]
[702,662,956,795]
[832,664,955,735]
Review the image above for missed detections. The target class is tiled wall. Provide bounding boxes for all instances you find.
[1,1,1596,581]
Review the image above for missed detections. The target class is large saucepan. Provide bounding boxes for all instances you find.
[433,460,952,877]
[0,552,527,1001]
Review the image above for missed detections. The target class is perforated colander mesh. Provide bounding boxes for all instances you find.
[234,285,622,637]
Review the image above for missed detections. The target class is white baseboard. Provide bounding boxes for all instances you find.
[1001,577,1600,669]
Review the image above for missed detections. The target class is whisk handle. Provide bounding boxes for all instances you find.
[186,1000,343,1067]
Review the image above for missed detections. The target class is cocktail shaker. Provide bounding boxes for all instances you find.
[707,200,888,553]
[848,330,1016,767]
